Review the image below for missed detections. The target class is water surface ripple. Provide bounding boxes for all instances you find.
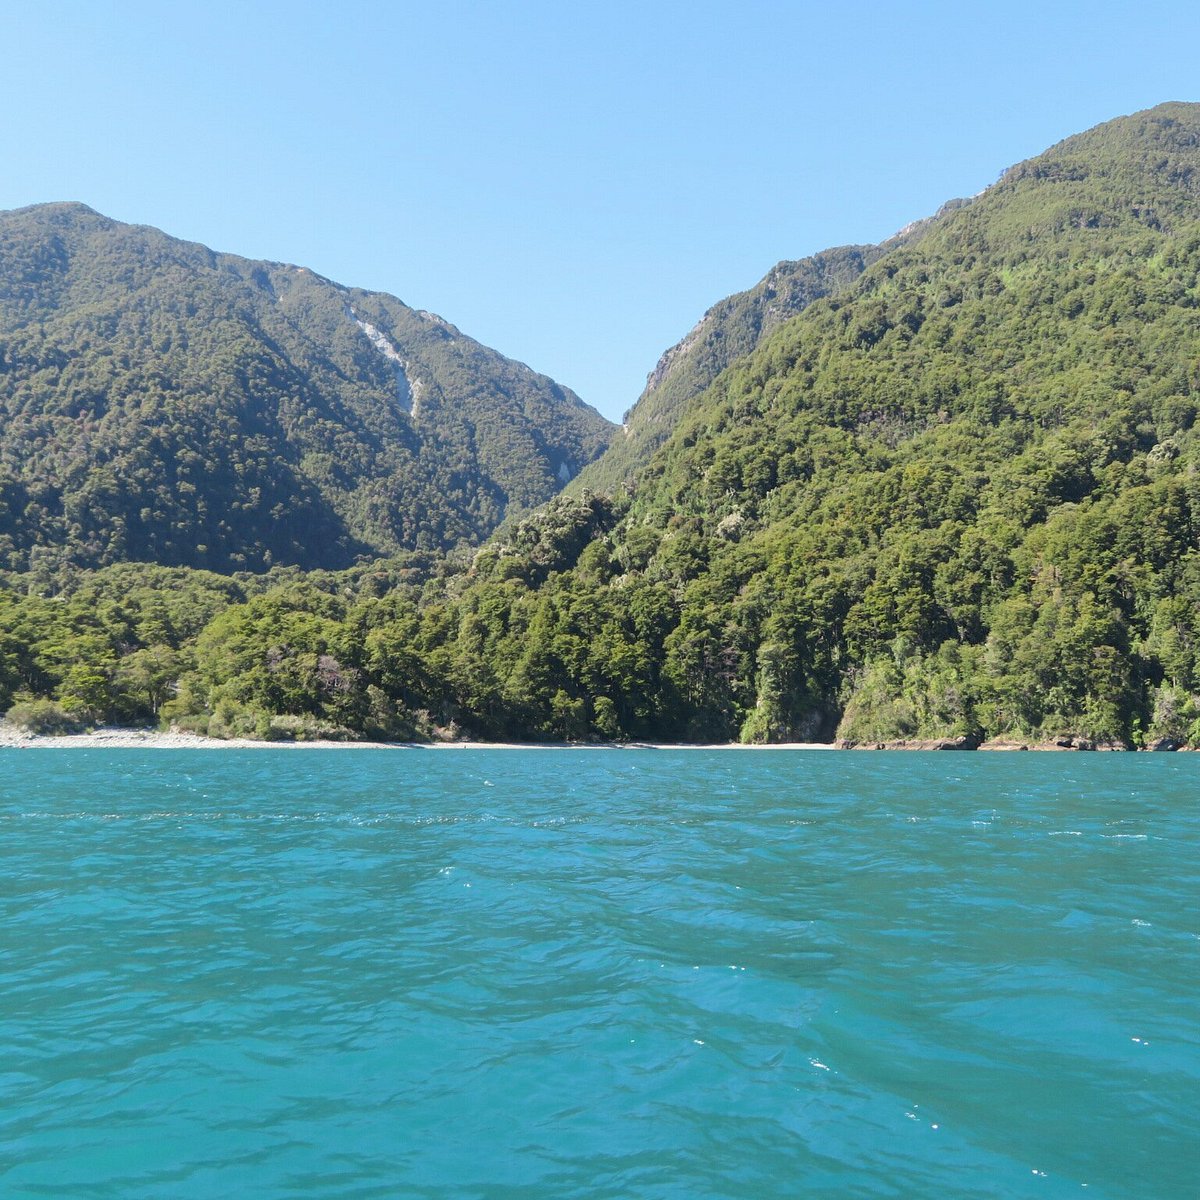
[0,749,1195,1198]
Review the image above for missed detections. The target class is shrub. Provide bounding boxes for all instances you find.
[5,699,87,736]
[264,714,357,742]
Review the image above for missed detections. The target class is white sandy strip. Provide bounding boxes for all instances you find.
[0,728,837,751]
[0,728,401,750]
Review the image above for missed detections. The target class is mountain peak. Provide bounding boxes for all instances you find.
[12,200,107,223]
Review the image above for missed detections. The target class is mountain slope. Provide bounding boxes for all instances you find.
[0,203,614,572]
[571,246,881,494]
[572,205,966,494]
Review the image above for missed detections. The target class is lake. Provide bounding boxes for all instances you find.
[0,748,1195,1198]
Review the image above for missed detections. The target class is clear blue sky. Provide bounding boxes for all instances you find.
[2,0,1197,421]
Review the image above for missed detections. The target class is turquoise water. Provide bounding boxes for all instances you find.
[0,749,1195,1199]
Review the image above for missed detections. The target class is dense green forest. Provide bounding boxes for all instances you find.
[0,203,614,573]
[5,103,1200,748]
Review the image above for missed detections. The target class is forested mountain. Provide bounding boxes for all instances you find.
[0,203,614,572]
[538,100,1200,746]
[573,203,966,494]
[7,103,1200,749]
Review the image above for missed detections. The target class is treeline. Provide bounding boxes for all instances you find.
[4,464,1200,749]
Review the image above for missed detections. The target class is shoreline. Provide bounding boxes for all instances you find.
[0,727,1187,751]
[0,727,839,751]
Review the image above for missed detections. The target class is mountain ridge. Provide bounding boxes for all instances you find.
[0,202,614,572]
[571,199,972,494]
